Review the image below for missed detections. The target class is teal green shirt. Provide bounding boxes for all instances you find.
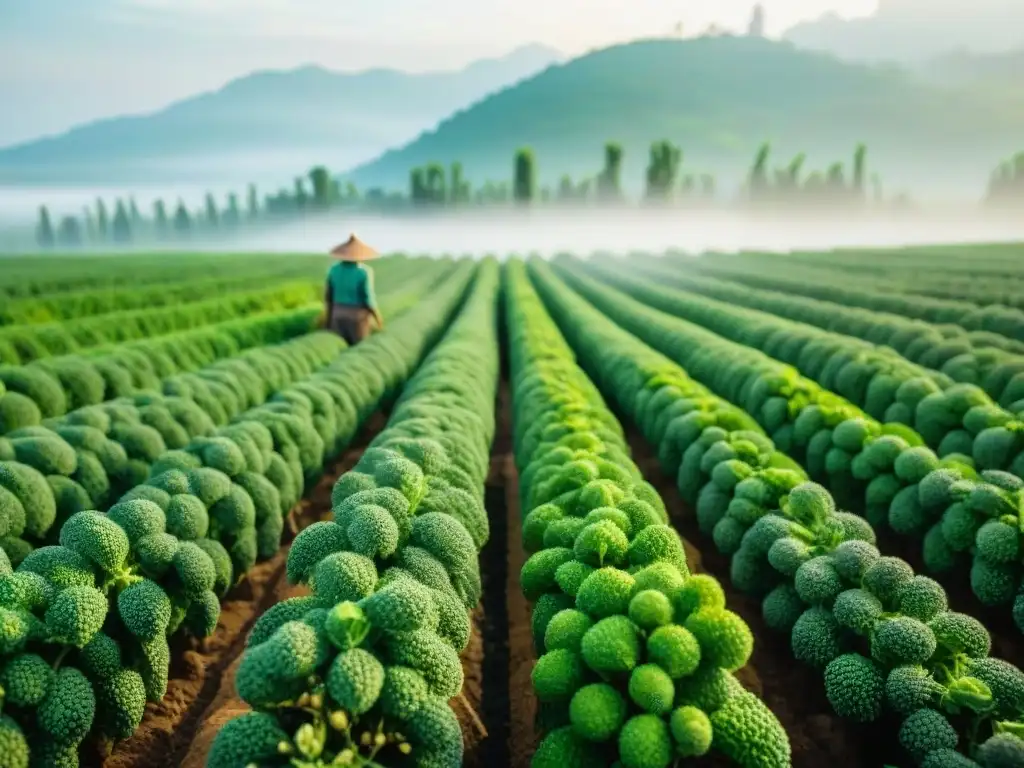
[326,262,377,309]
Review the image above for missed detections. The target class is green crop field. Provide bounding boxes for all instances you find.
[2,245,1024,768]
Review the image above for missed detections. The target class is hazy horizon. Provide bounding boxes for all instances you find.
[0,162,1000,231]
[3,1,1021,231]
[6,207,1022,258]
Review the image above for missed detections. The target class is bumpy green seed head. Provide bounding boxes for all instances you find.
[628,590,673,630]
[568,683,627,742]
[669,705,712,757]
[580,615,640,675]
[628,664,675,715]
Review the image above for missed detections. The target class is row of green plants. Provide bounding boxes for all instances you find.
[739,244,1024,279]
[0,259,428,430]
[0,260,327,327]
[506,260,791,767]
[581,261,1024,626]
[0,262,479,767]
[529,258,1024,766]
[623,256,1024,409]
[559,263,1024,636]
[0,253,328,301]
[0,306,323,432]
[0,281,323,366]
[0,264,446,560]
[735,247,1024,311]
[678,253,1024,346]
[0,331,346,568]
[587,258,1024,460]
[207,260,501,767]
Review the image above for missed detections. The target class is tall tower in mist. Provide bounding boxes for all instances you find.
[748,4,766,37]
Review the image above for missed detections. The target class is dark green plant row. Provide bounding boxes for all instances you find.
[529,258,1024,767]
[0,282,321,366]
[612,256,1024,408]
[206,260,501,768]
[0,262,452,562]
[0,261,480,767]
[755,244,1024,280]
[731,248,1024,311]
[678,253,1024,347]
[0,253,328,300]
[570,262,1024,635]
[0,260,330,326]
[0,258,449,432]
[506,259,790,768]
[583,258,1024,457]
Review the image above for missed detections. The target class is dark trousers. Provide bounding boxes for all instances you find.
[327,304,373,345]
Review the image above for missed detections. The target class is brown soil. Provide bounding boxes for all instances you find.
[464,381,530,767]
[505,457,540,768]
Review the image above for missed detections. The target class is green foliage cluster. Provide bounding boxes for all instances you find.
[0,260,324,326]
[0,313,332,435]
[529,258,1024,765]
[409,161,471,205]
[0,259,475,765]
[622,256,1024,407]
[0,258,422,433]
[0,260,449,554]
[507,261,790,768]
[575,258,1024,626]
[746,143,870,207]
[726,246,1024,313]
[681,253,1024,348]
[209,261,500,768]
[404,139,718,208]
[986,151,1024,208]
[35,166,352,250]
[0,282,321,367]
[0,252,321,300]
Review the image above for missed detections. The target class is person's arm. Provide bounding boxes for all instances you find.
[362,268,383,329]
[323,275,333,325]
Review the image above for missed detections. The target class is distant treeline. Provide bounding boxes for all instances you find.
[405,141,880,208]
[32,139,888,249]
[405,143,718,206]
[986,151,1024,208]
[33,166,357,250]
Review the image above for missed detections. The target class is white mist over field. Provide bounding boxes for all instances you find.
[218,208,1024,258]
[3,206,1022,259]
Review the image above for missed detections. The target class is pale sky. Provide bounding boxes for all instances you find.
[0,0,879,146]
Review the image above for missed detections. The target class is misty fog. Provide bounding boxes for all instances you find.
[212,208,1024,257]
[4,187,1023,258]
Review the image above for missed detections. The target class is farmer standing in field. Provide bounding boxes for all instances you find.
[324,234,384,345]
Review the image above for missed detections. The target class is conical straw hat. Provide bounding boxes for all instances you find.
[330,234,379,261]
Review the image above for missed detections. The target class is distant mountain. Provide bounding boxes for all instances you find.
[784,0,1024,63]
[0,44,563,185]
[915,47,1024,91]
[344,37,1024,200]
